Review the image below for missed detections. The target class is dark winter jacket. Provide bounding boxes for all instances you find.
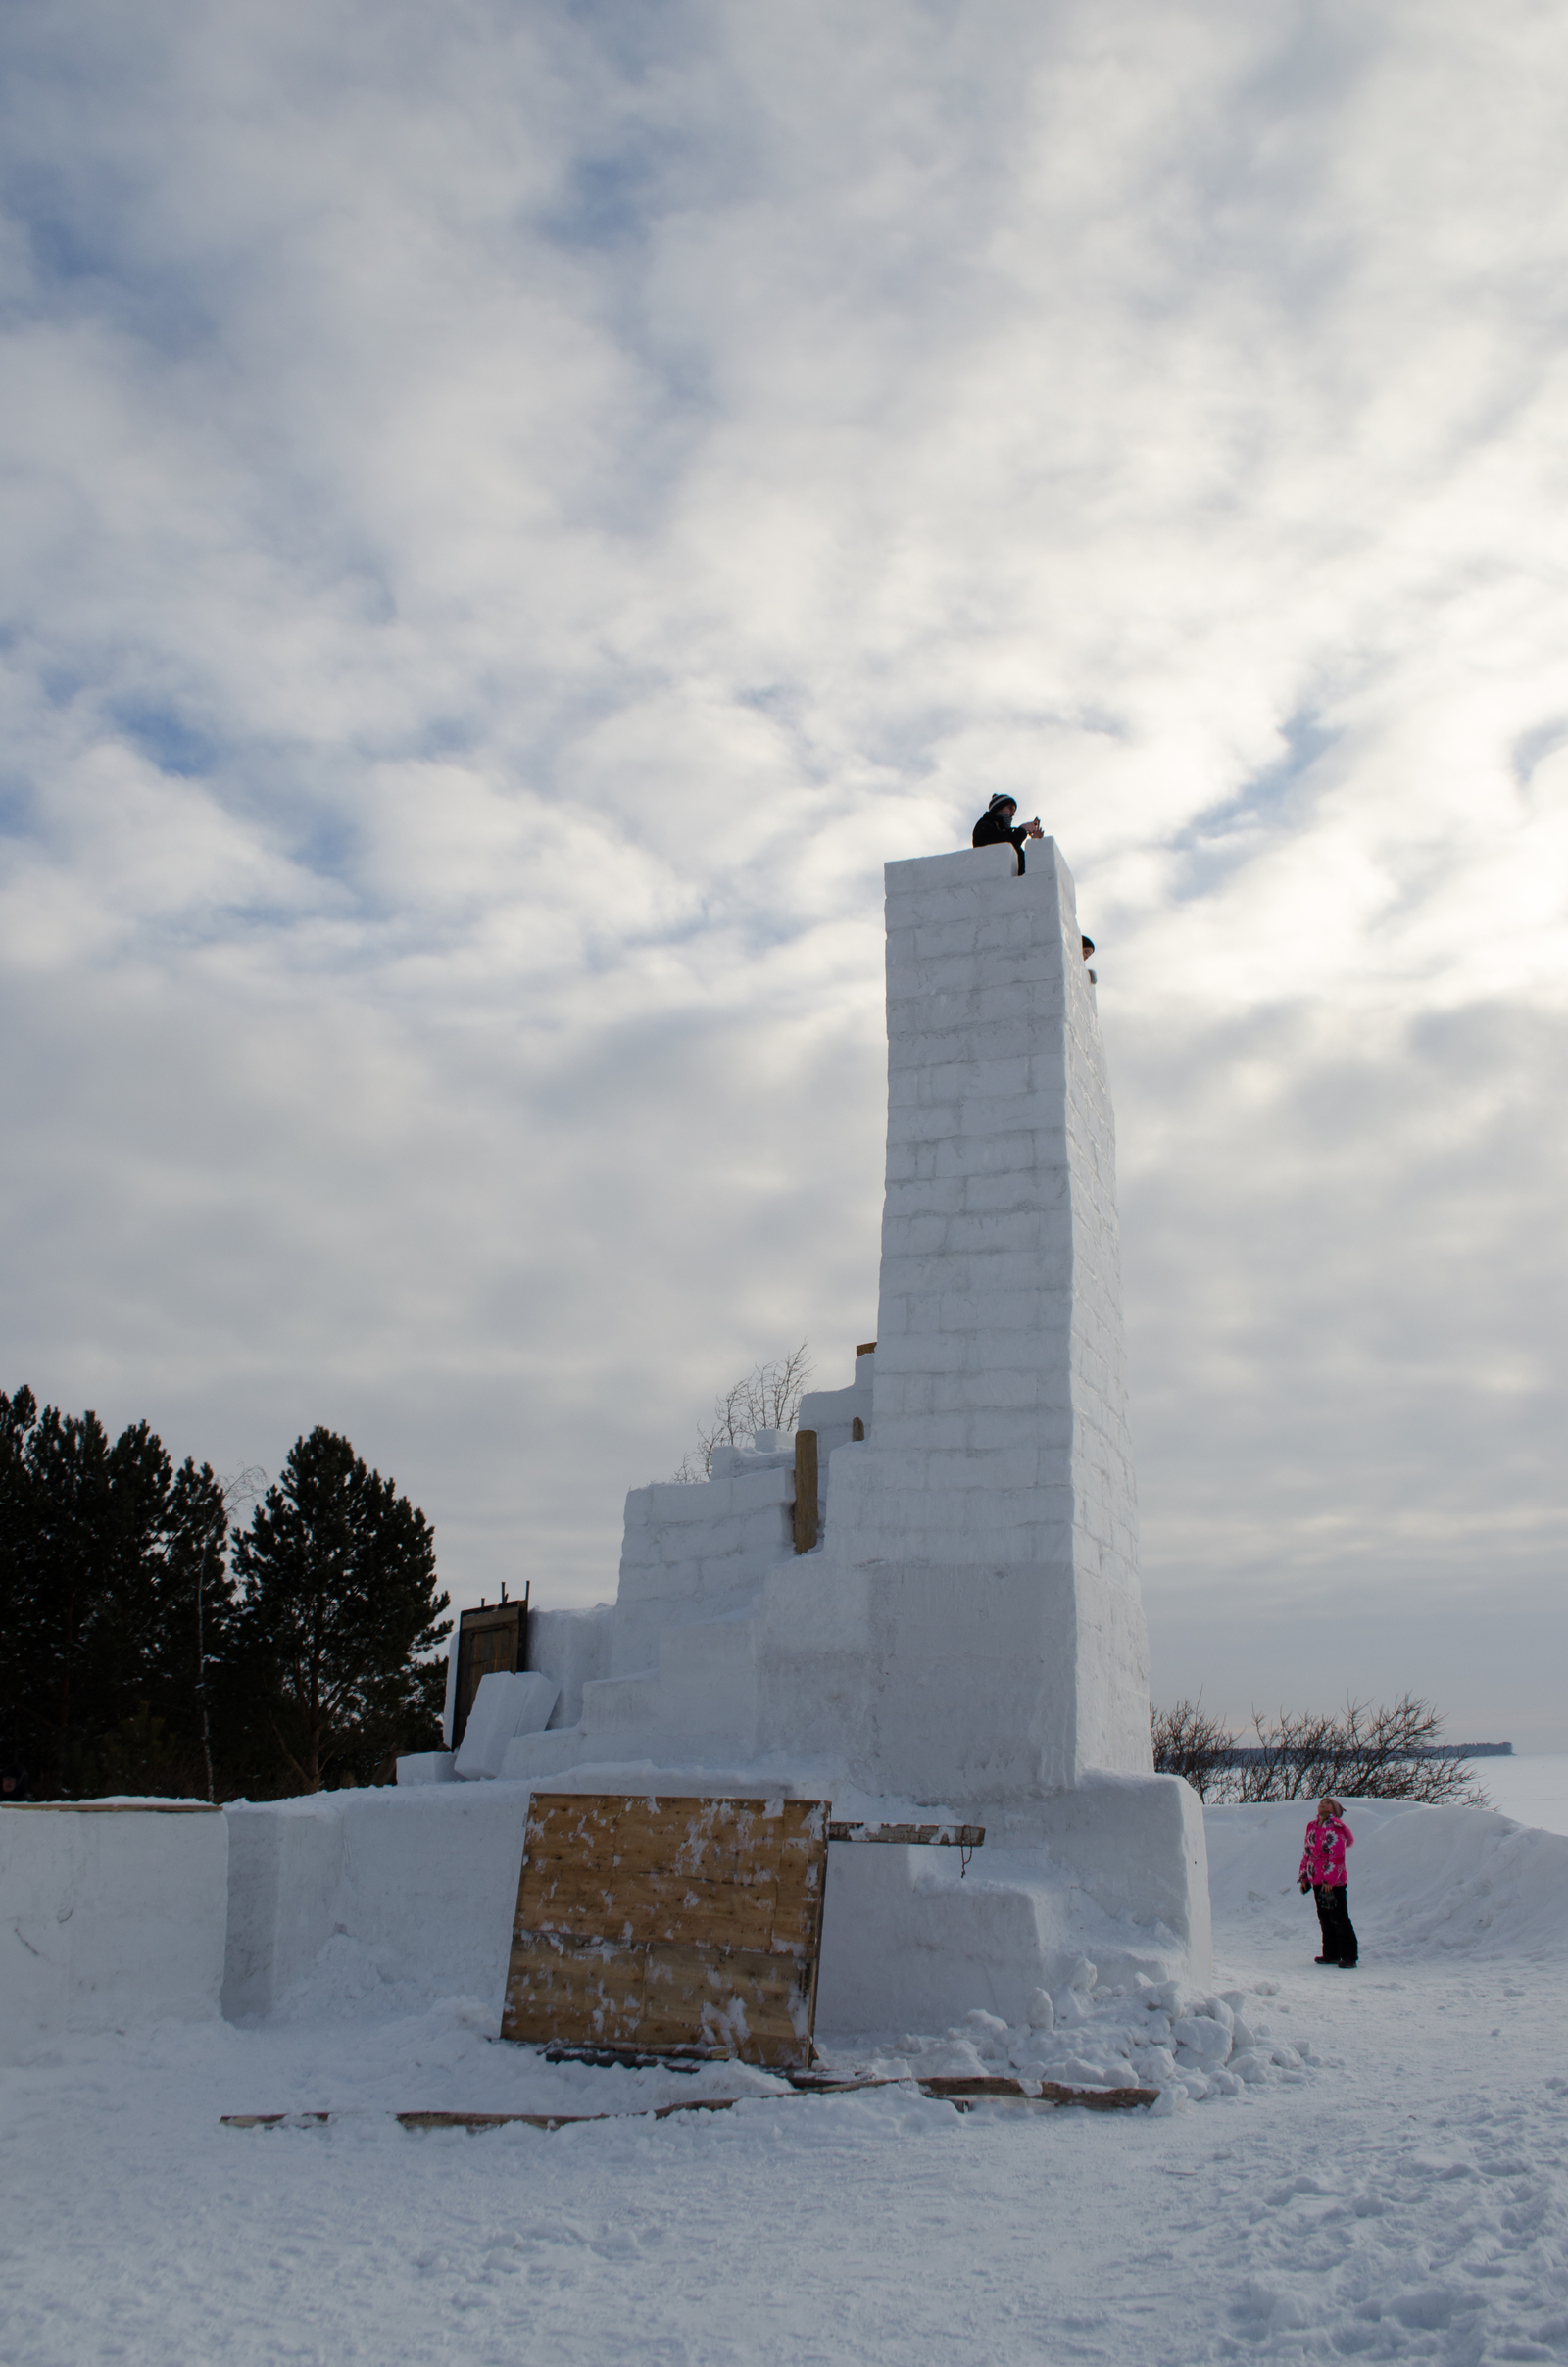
[972,807,1029,873]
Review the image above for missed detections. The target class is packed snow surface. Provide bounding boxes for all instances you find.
[1479,1752,1568,1840]
[5,1796,1568,2364]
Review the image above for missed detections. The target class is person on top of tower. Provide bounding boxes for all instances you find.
[971,792,1043,871]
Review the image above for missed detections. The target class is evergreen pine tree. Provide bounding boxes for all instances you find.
[230,1428,450,1793]
[0,1386,231,1797]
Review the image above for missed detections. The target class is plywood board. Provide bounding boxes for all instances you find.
[502,1794,829,2068]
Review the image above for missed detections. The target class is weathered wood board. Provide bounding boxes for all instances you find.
[453,1602,525,1747]
[221,2074,1161,2134]
[502,1794,829,2068]
[827,1821,985,1847]
[792,1429,818,1553]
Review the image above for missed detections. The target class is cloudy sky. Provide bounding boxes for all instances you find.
[4,0,1565,1749]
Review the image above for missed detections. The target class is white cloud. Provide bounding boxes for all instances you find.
[2,0,1565,1742]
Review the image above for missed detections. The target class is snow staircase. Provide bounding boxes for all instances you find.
[503,1601,763,1778]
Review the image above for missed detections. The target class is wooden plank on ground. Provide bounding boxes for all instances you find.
[221,2078,1160,2134]
[501,1794,829,2069]
[12,1800,222,1814]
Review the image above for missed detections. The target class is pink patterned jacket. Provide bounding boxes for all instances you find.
[1299,1816,1353,1887]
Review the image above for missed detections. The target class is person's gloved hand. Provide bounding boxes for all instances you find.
[1298,1877,1310,1894]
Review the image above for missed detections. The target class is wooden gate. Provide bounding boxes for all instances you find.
[502,1793,829,2069]
[453,1599,526,1748]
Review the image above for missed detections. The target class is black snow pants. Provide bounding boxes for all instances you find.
[1313,1882,1358,1964]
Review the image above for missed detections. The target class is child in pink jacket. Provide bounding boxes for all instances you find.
[1298,1798,1358,1966]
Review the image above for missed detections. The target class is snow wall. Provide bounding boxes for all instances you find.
[217,1790,1568,2031]
[217,1774,1206,2032]
[10,1792,1563,2053]
[0,1803,228,2061]
[221,1785,529,2021]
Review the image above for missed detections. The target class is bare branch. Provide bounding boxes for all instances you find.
[668,1344,814,1481]
[1150,1698,1235,1800]
[1152,1691,1490,1806]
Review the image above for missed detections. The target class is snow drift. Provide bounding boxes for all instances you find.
[1205,1797,1568,1963]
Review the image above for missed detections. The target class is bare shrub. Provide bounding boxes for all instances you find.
[670,1344,813,1482]
[1151,1699,1235,1800]
[1152,1692,1488,1806]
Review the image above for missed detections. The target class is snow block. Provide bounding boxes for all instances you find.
[1035,1771,1210,1965]
[441,1626,461,1748]
[609,1459,795,1680]
[813,1776,1208,2031]
[525,1604,612,1729]
[221,1784,531,2022]
[753,1558,1153,1800]
[454,1671,560,1779]
[396,1751,457,1785]
[817,1843,1076,2031]
[1,1803,227,2059]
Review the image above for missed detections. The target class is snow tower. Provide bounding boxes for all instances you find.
[480,838,1211,2026]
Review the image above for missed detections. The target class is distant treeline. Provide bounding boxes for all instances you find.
[0,1388,450,1802]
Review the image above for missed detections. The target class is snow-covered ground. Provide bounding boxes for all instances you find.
[5,1796,1568,2367]
[1478,1754,1568,1840]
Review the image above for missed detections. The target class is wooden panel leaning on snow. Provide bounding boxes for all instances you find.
[502,1794,829,2068]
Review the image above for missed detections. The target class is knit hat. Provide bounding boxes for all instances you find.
[987,791,1018,813]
